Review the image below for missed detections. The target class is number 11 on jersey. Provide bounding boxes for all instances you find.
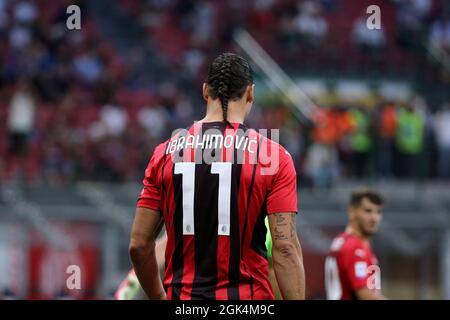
[174,162,232,236]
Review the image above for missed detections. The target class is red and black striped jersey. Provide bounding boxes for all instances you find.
[137,121,298,300]
[325,232,381,300]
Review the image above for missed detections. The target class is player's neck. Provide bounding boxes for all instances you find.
[345,226,371,243]
[201,101,246,124]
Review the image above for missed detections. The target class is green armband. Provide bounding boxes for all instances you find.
[265,216,273,261]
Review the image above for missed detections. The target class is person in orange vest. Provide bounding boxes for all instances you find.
[334,106,356,178]
[375,103,396,178]
[306,107,340,187]
[311,107,341,145]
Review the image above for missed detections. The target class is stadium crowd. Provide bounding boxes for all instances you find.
[122,0,450,80]
[0,0,449,185]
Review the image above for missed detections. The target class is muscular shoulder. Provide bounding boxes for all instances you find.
[254,130,291,156]
[330,234,365,255]
[152,141,169,161]
[253,130,294,174]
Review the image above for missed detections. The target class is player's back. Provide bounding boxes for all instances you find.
[325,232,379,300]
[137,121,297,300]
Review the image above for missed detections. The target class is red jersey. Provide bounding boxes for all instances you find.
[137,121,298,300]
[325,232,381,300]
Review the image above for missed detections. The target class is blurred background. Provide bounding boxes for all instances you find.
[0,0,449,299]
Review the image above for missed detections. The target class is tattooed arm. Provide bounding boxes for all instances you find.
[268,212,305,300]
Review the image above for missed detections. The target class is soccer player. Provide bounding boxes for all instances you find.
[325,188,386,300]
[129,53,305,300]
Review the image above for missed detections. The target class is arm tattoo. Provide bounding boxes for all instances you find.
[290,215,296,239]
[273,213,296,240]
[274,226,288,240]
[275,213,287,225]
[280,246,293,258]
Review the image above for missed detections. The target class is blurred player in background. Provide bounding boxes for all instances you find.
[115,235,167,300]
[325,188,386,300]
[117,217,282,299]
[129,53,304,300]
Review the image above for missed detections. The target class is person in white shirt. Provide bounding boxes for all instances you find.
[7,78,36,180]
[433,103,450,178]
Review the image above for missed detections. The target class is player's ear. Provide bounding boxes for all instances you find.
[246,84,255,104]
[348,206,355,221]
[202,83,209,102]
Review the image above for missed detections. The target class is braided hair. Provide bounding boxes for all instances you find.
[206,53,253,127]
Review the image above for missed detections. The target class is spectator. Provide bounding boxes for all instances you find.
[13,0,37,24]
[0,0,8,30]
[394,103,425,178]
[277,11,298,52]
[303,143,339,188]
[7,78,36,180]
[294,0,328,46]
[394,0,432,50]
[433,102,450,178]
[376,103,397,178]
[429,15,450,54]
[9,24,32,50]
[310,108,341,145]
[352,14,386,51]
[73,51,104,85]
[347,107,373,178]
[306,108,344,187]
[138,104,170,138]
[183,48,206,79]
[190,0,215,47]
[99,101,128,138]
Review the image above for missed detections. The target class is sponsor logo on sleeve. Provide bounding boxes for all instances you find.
[355,261,368,278]
[355,248,366,258]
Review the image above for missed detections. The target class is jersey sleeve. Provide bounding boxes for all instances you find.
[266,148,298,214]
[342,245,371,291]
[136,146,162,211]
